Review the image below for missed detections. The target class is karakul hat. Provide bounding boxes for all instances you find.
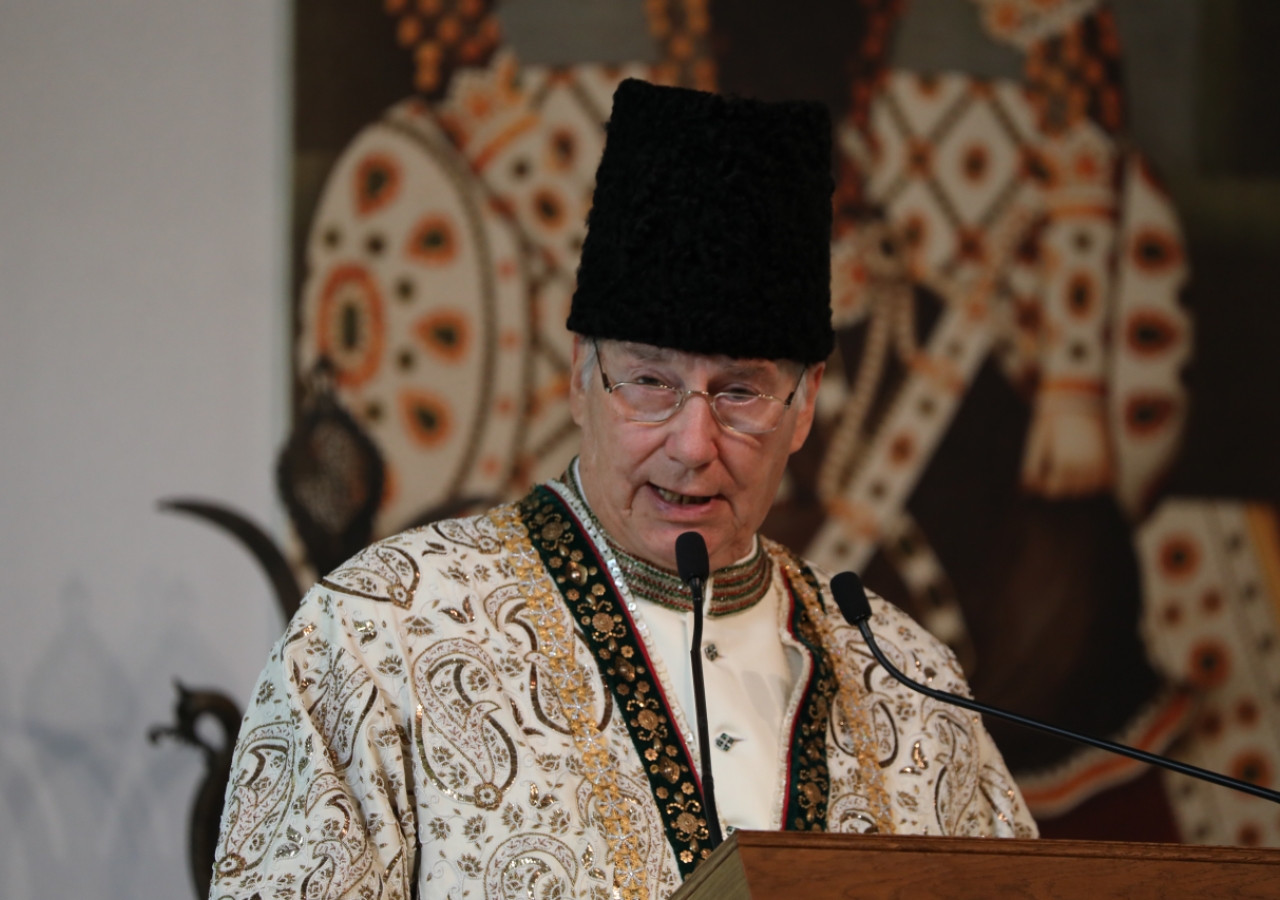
[567,79,835,364]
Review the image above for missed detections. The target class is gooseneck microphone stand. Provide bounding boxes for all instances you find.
[676,531,724,850]
[831,570,1280,805]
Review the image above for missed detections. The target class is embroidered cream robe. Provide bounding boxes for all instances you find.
[209,483,1035,900]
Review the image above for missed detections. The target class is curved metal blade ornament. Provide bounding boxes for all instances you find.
[149,682,244,900]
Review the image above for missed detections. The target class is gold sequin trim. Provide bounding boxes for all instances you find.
[493,505,651,900]
[764,539,896,835]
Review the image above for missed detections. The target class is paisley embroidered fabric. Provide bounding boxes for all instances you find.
[209,485,1037,900]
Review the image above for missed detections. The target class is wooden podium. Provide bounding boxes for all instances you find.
[671,831,1280,899]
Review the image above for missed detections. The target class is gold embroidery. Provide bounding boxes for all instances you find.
[520,489,712,874]
[765,540,896,835]
[493,505,650,900]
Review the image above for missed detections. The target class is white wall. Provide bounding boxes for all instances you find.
[0,4,289,897]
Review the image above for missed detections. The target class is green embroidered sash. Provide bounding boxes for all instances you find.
[777,558,838,831]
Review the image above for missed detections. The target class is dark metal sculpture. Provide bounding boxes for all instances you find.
[159,499,303,622]
[148,683,243,900]
[150,358,499,896]
[276,359,386,579]
[151,359,389,897]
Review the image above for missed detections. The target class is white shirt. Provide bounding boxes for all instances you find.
[635,562,807,831]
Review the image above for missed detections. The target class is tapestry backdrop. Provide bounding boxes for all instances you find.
[291,0,1280,846]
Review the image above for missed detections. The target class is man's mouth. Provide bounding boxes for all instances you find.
[654,486,714,506]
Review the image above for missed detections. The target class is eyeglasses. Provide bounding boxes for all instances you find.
[596,344,804,435]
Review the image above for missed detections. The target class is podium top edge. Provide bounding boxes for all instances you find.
[729,831,1280,865]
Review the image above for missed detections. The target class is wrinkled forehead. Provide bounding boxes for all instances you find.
[598,339,801,380]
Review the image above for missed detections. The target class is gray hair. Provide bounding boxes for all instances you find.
[578,337,602,394]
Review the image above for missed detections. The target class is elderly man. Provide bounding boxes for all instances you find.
[210,80,1034,900]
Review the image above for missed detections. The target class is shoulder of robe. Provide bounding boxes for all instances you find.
[791,553,972,693]
[287,502,525,624]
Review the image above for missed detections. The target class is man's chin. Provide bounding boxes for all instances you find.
[629,516,734,571]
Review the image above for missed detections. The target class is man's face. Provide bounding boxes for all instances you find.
[569,337,823,572]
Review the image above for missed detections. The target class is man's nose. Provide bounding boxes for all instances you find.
[665,392,720,466]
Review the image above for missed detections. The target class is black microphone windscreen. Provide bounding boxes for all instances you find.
[831,571,873,624]
[675,531,710,585]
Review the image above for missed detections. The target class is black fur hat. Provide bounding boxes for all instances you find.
[567,79,835,364]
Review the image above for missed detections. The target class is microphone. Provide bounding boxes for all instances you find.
[675,531,724,849]
[830,570,1280,805]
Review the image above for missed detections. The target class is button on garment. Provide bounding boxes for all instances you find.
[633,559,804,832]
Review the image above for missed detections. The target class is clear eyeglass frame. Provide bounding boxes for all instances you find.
[595,343,805,435]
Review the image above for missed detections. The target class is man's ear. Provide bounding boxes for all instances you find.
[788,362,825,454]
[569,334,588,426]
